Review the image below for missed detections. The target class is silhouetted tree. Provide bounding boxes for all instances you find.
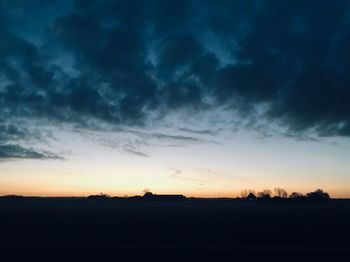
[241,189,256,198]
[289,192,304,199]
[307,189,330,201]
[258,189,272,199]
[274,187,288,198]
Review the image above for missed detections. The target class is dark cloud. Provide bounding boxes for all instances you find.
[0,125,31,142]
[0,124,61,161]
[0,144,61,160]
[227,0,350,136]
[1,0,350,162]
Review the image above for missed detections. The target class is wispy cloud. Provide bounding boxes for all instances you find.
[97,128,221,158]
[178,127,220,136]
[169,168,210,183]
[124,148,150,158]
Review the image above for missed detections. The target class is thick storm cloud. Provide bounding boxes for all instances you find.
[1,0,350,159]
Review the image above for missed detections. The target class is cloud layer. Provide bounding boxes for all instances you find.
[1,0,350,158]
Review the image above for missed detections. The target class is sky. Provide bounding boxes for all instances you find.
[1,0,350,198]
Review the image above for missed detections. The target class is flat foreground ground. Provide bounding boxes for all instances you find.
[0,198,349,261]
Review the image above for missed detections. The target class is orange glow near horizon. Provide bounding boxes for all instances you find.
[1,190,349,199]
[1,182,349,199]
[1,133,350,199]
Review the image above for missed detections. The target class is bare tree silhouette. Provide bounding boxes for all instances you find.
[274,188,288,198]
[258,189,272,199]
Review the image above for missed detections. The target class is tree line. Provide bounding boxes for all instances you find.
[240,188,330,201]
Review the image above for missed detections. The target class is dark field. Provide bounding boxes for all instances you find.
[1,198,350,261]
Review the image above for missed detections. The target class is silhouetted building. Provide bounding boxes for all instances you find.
[142,192,186,201]
[87,193,111,199]
[246,193,257,201]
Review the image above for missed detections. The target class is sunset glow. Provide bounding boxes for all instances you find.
[1,0,350,198]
